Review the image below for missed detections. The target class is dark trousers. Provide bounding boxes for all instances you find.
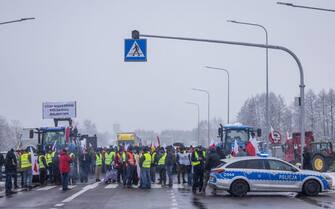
[5,171,16,194]
[177,165,186,184]
[150,166,156,183]
[61,173,69,191]
[47,165,53,183]
[192,166,204,192]
[116,166,123,183]
[126,165,136,186]
[157,165,166,186]
[39,168,47,186]
[166,165,173,187]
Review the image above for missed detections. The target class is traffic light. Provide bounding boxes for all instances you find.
[29,129,34,138]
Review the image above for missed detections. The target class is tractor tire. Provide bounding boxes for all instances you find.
[229,179,249,197]
[302,180,321,196]
[312,154,329,172]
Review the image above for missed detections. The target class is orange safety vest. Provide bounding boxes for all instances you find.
[127,152,136,166]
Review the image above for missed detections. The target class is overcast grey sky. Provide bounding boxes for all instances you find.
[0,0,334,132]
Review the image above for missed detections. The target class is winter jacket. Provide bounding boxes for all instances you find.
[59,151,72,174]
[204,150,221,171]
[0,153,4,167]
[165,151,176,167]
[5,149,17,172]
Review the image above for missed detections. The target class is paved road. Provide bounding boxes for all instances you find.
[1,180,335,209]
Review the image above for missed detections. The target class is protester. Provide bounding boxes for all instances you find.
[69,152,76,185]
[176,147,189,184]
[0,153,4,182]
[79,149,91,183]
[139,147,151,189]
[156,147,167,187]
[95,149,103,182]
[125,146,136,188]
[166,146,175,188]
[5,149,17,196]
[59,149,72,191]
[150,147,157,183]
[20,149,32,191]
[191,146,205,194]
[38,151,48,186]
[202,145,221,194]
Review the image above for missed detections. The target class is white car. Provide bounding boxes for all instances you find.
[208,156,332,197]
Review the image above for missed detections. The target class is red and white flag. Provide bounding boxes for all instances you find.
[246,135,259,156]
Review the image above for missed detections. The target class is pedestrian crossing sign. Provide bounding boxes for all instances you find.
[124,39,147,62]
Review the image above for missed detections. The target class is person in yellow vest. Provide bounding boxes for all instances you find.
[191,146,205,194]
[38,151,47,186]
[105,148,115,172]
[139,146,151,189]
[46,149,55,184]
[20,149,32,190]
[95,149,103,182]
[156,147,167,187]
[150,148,157,184]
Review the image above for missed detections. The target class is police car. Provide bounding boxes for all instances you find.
[208,156,332,197]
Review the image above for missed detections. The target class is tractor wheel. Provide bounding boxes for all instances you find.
[312,154,328,172]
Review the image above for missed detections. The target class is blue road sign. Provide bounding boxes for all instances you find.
[124,39,147,62]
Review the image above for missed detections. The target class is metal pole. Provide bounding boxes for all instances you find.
[0,17,35,25]
[185,102,200,145]
[136,31,305,167]
[227,20,269,144]
[192,88,210,146]
[205,66,230,124]
[277,2,335,13]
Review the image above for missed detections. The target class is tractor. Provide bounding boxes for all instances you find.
[310,141,334,172]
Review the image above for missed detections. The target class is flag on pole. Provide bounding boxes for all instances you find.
[246,134,259,156]
[231,140,239,157]
[52,140,57,151]
[157,136,161,147]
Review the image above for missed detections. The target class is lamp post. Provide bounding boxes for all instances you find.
[277,2,335,13]
[132,30,306,167]
[0,17,35,25]
[185,101,200,145]
[205,66,230,124]
[192,88,210,146]
[227,19,270,143]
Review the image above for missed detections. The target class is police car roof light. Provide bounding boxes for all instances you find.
[257,153,269,157]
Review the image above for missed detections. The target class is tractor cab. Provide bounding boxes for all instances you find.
[219,123,261,156]
[310,142,333,156]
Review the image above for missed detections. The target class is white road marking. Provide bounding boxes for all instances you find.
[62,182,99,203]
[170,207,179,209]
[59,185,77,190]
[151,184,163,189]
[54,203,64,207]
[37,186,57,191]
[104,184,118,189]
[171,202,178,206]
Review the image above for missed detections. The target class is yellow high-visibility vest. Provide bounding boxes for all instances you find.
[21,153,32,169]
[106,151,115,165]
[39,155,45,169]
[158,153,167,166]
[151,152,156,164]
[122,152,126,163]
[96,153,102,166]
[191,151,201,166]
[143,153,152,168]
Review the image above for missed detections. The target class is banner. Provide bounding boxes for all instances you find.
[42,101,77,119]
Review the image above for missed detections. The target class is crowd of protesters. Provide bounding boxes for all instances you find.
[1,143,227,196]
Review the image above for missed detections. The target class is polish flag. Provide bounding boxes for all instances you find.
[231,140,239,157]
[246,135,259,156]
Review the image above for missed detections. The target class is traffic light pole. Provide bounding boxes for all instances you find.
[132,30,306,167]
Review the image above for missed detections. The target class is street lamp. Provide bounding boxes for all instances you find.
[204,66,230,124]
[227,19,270,142]
[185,101,200,145]
[277,2,335,13]
[0,17,35,25]
[192,88,210,146]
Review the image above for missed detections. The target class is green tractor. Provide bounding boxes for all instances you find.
[311,142,335,172]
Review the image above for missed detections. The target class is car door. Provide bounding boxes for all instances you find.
[243,159,271,191]
[266,159,301,192]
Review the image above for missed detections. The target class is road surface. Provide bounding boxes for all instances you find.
[1,179,335,209]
